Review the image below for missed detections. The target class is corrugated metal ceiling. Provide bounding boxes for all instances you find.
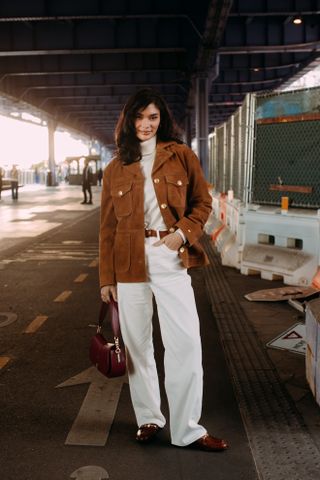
[0,0,318,144]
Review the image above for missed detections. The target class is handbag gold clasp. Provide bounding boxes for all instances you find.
[114,336,121,362]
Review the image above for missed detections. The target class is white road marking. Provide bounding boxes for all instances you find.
[74,273,88,283]
[0,312,18,328]
[70,465,109,479]
[54,291,72,302]
[63,241,83,244]
[88,259,99,267]
[0,356,11,369]
[56,366,127,446]
[0,243,98,265]
[24,315,48,333]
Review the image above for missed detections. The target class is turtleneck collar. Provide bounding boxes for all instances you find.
[140,135,157,156]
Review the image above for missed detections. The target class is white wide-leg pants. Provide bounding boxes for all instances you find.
[117,236,207,446]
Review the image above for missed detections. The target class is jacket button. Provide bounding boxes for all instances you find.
[153,178,160,184]
[179,247,185,253]
[169,227,175,233]
[187,229,191,233]
[118,190,123,196]
[161,203,167,209]
[177,180,182,186]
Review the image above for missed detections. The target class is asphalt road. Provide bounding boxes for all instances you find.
[0,202,257,480]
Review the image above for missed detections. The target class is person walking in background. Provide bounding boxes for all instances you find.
[0,167,3,200]
[10,165,19,200]
[99,89,229,452]
[81,158,93,204]
[97,167,103,186]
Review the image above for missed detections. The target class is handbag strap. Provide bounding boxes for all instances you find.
[98,299,121,338]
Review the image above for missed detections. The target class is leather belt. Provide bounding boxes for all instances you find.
[145,229,169,239]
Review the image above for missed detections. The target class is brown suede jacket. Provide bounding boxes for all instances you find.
[99,141,212,286]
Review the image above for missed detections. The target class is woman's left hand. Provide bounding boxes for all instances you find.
[153,232,184,251]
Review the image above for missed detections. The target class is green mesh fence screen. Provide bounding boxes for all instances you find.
[216,125,224,192]
[233,111,240,197]
[252,87,320,208]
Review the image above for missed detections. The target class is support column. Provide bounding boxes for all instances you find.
[195,76,209,179]
[184,108,192,147]
[47,119,57,186]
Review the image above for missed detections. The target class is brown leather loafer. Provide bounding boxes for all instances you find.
[192,433,229,452]
[136,423,162,443]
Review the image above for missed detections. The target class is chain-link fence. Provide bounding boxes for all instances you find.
[208,87,320,209]
[208,94,255,203]
[252,87,320,208]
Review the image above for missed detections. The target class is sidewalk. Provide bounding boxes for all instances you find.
[1,183,320,478]
[0,192,256,480]
[209,242,320,453]
[0,183,316,413]
[0,183,101,254]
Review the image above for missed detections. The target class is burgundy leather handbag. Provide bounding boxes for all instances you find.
[89,299,126,378]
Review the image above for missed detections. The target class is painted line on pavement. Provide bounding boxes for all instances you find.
[70,466,109,479]
[89,259,98,267]
[0,356,11,369]
[74,273,88,283]
[56,367,126,446]
[0,312,18,327]
[54,290,72,302]
[24,315,48,334]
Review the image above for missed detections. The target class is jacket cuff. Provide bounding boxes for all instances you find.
[99,272,116,288]
[175,218,203,246]
[175,228,186,243]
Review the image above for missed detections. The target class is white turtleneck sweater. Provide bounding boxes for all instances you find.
[140,135,167,231]
[139,136,186,242]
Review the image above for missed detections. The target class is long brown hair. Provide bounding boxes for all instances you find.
[115,89,183,165]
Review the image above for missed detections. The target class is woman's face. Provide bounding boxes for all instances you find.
[134,103,161,142]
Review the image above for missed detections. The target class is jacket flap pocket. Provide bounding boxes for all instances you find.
[111,182,133,197]
[165,175,189,187]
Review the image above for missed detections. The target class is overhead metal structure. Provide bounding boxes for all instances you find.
[0,0,318,146]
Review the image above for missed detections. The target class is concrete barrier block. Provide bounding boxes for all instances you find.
[306,299,320,404]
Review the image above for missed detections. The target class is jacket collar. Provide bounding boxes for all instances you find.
[152,141,175,174]
[121,140,176,177]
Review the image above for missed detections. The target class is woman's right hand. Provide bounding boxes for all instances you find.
[100,285,118,303]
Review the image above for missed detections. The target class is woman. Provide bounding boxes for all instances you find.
[99,89,228,452]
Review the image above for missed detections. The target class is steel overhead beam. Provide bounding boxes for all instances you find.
[73,103,185,117]
[27,83,187,91]
[0,51,187,76]
[18,83,187,99]
[80,119,117,122]
[228,11,320,17]
[208,101,243,106]
[47,93,182,108]
[219,41,320,54]
[212,78,283,86]
[38,95,113,107]
[221,62,302,71]
[0,47,186,57]
[57,105,123,111]
[38,93,184,107]
[62,117,117,123]
[68,111,119,116]
[0,68,183,80]
[58,107,183,124]
[209,92,248,96]
[195,0,233,75]
[0,98,109,145]
[270,50,320,91]
[0,14,203,40]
